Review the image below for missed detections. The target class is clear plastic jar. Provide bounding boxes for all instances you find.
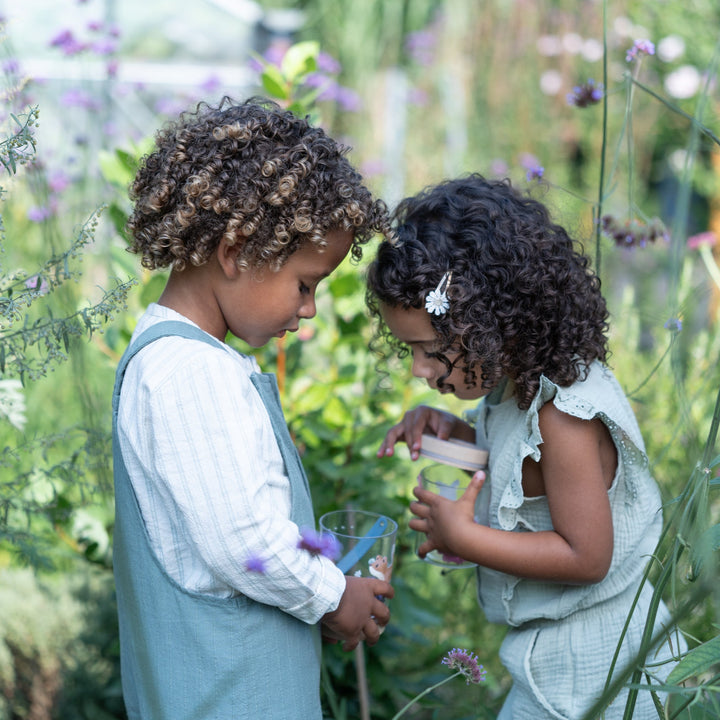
[416,434,488,569]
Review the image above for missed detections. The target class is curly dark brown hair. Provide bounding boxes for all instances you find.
[366,174,609,409]
[127,96,390,271]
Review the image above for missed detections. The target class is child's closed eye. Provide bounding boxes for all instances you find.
[299,281,311,295]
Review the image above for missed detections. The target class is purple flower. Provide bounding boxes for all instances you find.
[245,554,268,573]
[2,58,20,75]
[526,166,545,181]
[49,29,88,56]
[441,648,487,685]
[90,38,118,56]
[60,88,100,110]
[405,29,437,66]
[626,39,655,63]
[317,51,341,74]
[518,153,545,181]
[25,275,49,295]
[48,170,71,194]
[199,74,222,94]
[664,318,682,333]
[601,215,669,248]
[27,206,52,223]
[567,79,603,108]
[298,527,342,561]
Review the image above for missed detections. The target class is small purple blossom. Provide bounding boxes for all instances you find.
[601,215,669,248]
[25,275,49,295]
[526,166,545,181]
[626,39,655,63]
[664,318,682,333]
[199,75,222,94]
[245,554,268,573]
[90,38,118,56]
[60,88,101,110]
[27,206,52,223]
[49,29,88,56]
[48,170,71,194]
[405,29,438,66]
[519,153,545,181]
[317,51,341,74]
[441,648,487,685]
[298,527,342,561]
[2,58,20,75]
[567,79,603,108]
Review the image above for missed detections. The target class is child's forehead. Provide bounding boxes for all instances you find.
[380,303,436,343]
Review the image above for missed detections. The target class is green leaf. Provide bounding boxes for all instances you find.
[261,67,290,100]
[690,522,720,578]
[666,634,720,684]
[281,41,319,82]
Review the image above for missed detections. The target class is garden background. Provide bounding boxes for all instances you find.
[0,0,719,718]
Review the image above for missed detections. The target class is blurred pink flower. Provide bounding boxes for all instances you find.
[687,231,717,250]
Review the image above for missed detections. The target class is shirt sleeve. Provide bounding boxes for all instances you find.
[119,338,345,624]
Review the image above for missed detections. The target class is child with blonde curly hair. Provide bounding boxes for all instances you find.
[112,97,393,720]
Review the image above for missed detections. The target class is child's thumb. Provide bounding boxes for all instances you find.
[462,470,485,502]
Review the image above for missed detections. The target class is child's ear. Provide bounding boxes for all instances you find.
[216,238,242,279]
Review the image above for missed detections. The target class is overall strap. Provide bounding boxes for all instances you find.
[112,320,224,416]
[250,373,313,512]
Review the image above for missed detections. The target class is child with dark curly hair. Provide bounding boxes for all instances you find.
[366,174,683,719]
[112,97,394,720]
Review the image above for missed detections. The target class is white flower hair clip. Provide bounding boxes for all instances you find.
[425,271,452,316]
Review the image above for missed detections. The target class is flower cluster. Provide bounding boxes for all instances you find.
[626,39,655,63]
[519,153,545,182]
[244,554,268,573]
[441,648,487,685]
[567,79,603,108]
[298,527,342,561]
[601,215,669,248]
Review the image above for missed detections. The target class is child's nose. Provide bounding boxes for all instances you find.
[411,354,434,380]
[298,294,317,319]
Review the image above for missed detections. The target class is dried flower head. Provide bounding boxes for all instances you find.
[298,527,342,561]
[245,554,268,573]
[441,648,487,685]
[626,39,655,63]
[567,79,603,108]
[601,215,669,248]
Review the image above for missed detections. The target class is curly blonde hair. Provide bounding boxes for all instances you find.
[128,96,390,271]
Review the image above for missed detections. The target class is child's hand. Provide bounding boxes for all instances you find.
[321,575,394,651]
[378,406,467,461]
[409,471,485,560]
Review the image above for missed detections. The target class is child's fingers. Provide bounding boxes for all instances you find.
[412,484,439,505]
[459,470,485,506]
[415,538,432,559]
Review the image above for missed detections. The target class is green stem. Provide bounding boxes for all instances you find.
[594,0,609,277]
[391,672,461,720]
[629,77,720,149]
[698,244,720,293]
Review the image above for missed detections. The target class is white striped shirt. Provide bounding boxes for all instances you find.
[117,304,345,624]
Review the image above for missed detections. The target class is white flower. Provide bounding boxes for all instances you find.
[0,379,26,431]
[425,288,449,315]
